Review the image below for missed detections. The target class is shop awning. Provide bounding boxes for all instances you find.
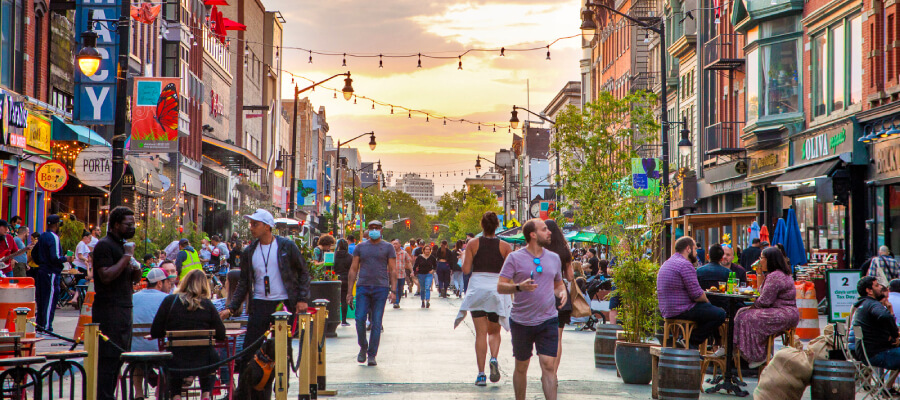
[202,135,266,172]
[51,116,111,146]
[126,156,165,196]
[771,159,841,186]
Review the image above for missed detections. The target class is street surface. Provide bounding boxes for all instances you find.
[41,299,843,399]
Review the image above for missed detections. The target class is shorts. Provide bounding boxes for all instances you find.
[557,310,572,328]
[471,310,499,324]
[510,318,559,361]
[609,295,621,309]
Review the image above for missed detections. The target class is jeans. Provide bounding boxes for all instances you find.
[417,274,433,301]
[463,272,471,292]
[870,347,900,370]
[394,278,405,305]
[355,285,389,357]
[451,271,464,293]
[436,262,451,293]
[672,302,726,346]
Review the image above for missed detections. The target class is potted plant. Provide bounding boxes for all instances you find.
[298,239,342,337]
[553,90,667,384]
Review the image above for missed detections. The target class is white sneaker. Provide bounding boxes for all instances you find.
[748,360,765,369]
[711,347,726,358]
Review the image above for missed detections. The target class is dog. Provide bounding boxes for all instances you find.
[234,337,276,400]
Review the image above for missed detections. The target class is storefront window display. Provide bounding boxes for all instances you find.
[794,195,845,256]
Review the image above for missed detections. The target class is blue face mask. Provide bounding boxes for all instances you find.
[368,229,382,240]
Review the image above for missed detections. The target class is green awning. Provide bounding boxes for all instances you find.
[51,116,111,146]
[732,0,748,26]
[571,231,615,245]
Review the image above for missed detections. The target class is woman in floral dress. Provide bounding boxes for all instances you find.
[734,246,800,368]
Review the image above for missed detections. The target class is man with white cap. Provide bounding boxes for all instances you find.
[346,220,397,366]
[220,209,310,383]
[130,268,173,399]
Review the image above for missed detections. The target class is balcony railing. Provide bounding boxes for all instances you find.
[704,121,745,158]
[703,34,745,71]
[630,72,656,93]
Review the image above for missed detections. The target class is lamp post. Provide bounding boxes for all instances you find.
[475,155,510,224]
[509,105,559,202]
[332,132,376,237]
[581,2,693,254]
[76,9,131,208]
[290,72,354,217]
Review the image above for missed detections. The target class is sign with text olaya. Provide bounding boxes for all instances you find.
[73,0,121,125]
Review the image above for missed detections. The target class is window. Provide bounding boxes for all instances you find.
[760,40,800,116]
[162,41,178,77]
[810,14,862,118]
[0,0,25,90]
[746,49,759,123]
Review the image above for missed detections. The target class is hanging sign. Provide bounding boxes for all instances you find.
[74,145,112,188]
[26,114,51,152]
[130,77,180,152]
[297,180,317,207]
[36,160,69,192]
[74,0,122,125]
[632,158,661,197]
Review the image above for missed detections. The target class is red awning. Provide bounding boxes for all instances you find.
[222,18,246,31]
[204,0,228,5]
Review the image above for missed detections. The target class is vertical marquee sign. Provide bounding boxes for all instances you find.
[73,0,122,125]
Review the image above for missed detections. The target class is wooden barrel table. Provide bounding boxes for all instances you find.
[594,324,621,369]
[657,348,702,400]
[811,359,855,400]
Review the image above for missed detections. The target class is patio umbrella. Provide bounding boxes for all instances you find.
[499,233,525,245]
[759,225,770,243]
[784,208,808,268]
[749,221,760,243]
[772,218,787,247]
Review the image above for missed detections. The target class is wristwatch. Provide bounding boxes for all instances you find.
[515,284,521,292]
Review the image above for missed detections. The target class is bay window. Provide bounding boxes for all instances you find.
[745,16,802,123]
[810,14,862,119]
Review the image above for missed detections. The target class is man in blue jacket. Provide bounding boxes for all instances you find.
[34,215,74,332]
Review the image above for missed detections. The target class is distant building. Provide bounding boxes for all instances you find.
[392,173,435,212]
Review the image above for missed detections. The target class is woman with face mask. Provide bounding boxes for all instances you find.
[414,245,437,308]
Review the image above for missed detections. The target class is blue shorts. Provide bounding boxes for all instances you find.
[870,347,900,370]
[510,317,559,361]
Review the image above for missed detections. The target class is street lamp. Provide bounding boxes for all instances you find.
[677,119,693,157]
[333,132,377,236]
[509,109,520,129]
[475,155,511,222]
[76,31,101,77]
[324,194,331,203]
[289,72,355,217]
[580,9,597,41]
[509,105,561,202]
[274,159,285,178]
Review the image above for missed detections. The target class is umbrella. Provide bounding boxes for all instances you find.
[772,218,786,247]
[499,233,525,245]
[274,218,300,226]
[749,221,760,243]
[759,225,770,243]
[222,17,247,31]
[784,208,808,268]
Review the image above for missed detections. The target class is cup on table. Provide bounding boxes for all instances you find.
[718,281,727,292]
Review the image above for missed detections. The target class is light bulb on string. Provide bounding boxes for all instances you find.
[426,116,429,122]
[391,107,394,114]
[408,111,411,119]
[378,54,383,68]
[417,53,422,68]
[342,53,347,67]
[458,56,463,70]
[546,46,551,60]
[308,50,313,63]
[443,118,447,126]
[500,47,505,56]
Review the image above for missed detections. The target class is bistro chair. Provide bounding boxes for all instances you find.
[119,323,172,400]
[165,329,218,399]
[662,319,696,349]
[37,350,88,400]
[0,336,47,400]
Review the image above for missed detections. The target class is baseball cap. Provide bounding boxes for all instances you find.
[367,220,383,228]
[243,209,275,228]
[47,215,61,226]
[146,268,167,284]
[179,238,190,246]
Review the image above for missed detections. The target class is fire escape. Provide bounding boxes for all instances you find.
[703,28,746,166]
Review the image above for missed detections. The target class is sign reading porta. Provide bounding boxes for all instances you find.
[74,145,112,188]
[36,160,69,192]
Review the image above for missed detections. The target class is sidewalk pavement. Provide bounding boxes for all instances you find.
[313,292,785,400]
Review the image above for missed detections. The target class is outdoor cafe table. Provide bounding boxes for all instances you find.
[149,329,246,400]
[704,291,756,397]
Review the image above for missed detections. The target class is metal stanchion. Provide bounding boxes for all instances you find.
[308,309,318,399]
[274,311,291,400]
[296,311,312,400]
[83,323,99,400]
[313,300,336,396]
[13,307,29,336]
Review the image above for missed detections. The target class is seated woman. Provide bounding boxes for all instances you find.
[734,247,799,368]
[151,269,227,400]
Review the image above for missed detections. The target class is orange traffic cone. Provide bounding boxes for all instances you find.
[795,281,819,340]
[73,291,94,342]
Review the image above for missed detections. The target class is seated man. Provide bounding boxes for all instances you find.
[853,276,900,371]
[721,244,747,285]
[658,237,726,353]
[697,244,732,309]
[131,268,174,398]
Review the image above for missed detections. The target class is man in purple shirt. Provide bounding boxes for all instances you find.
[498,219,567,400]
[658,236,725,350]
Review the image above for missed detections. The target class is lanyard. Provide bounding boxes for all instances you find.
[260,242,274,275]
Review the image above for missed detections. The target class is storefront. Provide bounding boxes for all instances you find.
[772,119,858,267]
[747,144,789,229]
[696,160,754,248]
[861,105,900,258]
[1,91,50,232]
[48,116,111,229]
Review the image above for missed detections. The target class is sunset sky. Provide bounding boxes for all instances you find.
[264,0,582,194]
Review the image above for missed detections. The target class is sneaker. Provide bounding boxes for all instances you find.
[712,347,726,358]
[748,360,765,369]
[426,301,430,308]
[489,358,500,382]
[341,321,350,327]
[421,301,426,308]
[367,356,377,366]
[393,304,400,309]
[475,373,487,386]
[357,349,367,363]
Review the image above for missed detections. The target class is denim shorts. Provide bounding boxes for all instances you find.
[510,317,559,361]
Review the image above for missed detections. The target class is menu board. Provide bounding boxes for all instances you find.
[826,269,861,323]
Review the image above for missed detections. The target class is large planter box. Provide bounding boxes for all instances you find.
[309,280,342,337]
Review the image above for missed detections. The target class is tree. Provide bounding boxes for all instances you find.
[552,90,668,343]
[436,185,502,239]
[339,187,430,243]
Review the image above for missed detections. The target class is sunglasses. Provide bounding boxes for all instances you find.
[530,257,542,279]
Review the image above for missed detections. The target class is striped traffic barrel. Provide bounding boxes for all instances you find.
[795,281,820,339]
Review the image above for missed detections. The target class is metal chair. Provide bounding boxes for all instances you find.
[119,323,172,400]
[165,330,218,399]
[0,336,47,400]
[843,306,899,400]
